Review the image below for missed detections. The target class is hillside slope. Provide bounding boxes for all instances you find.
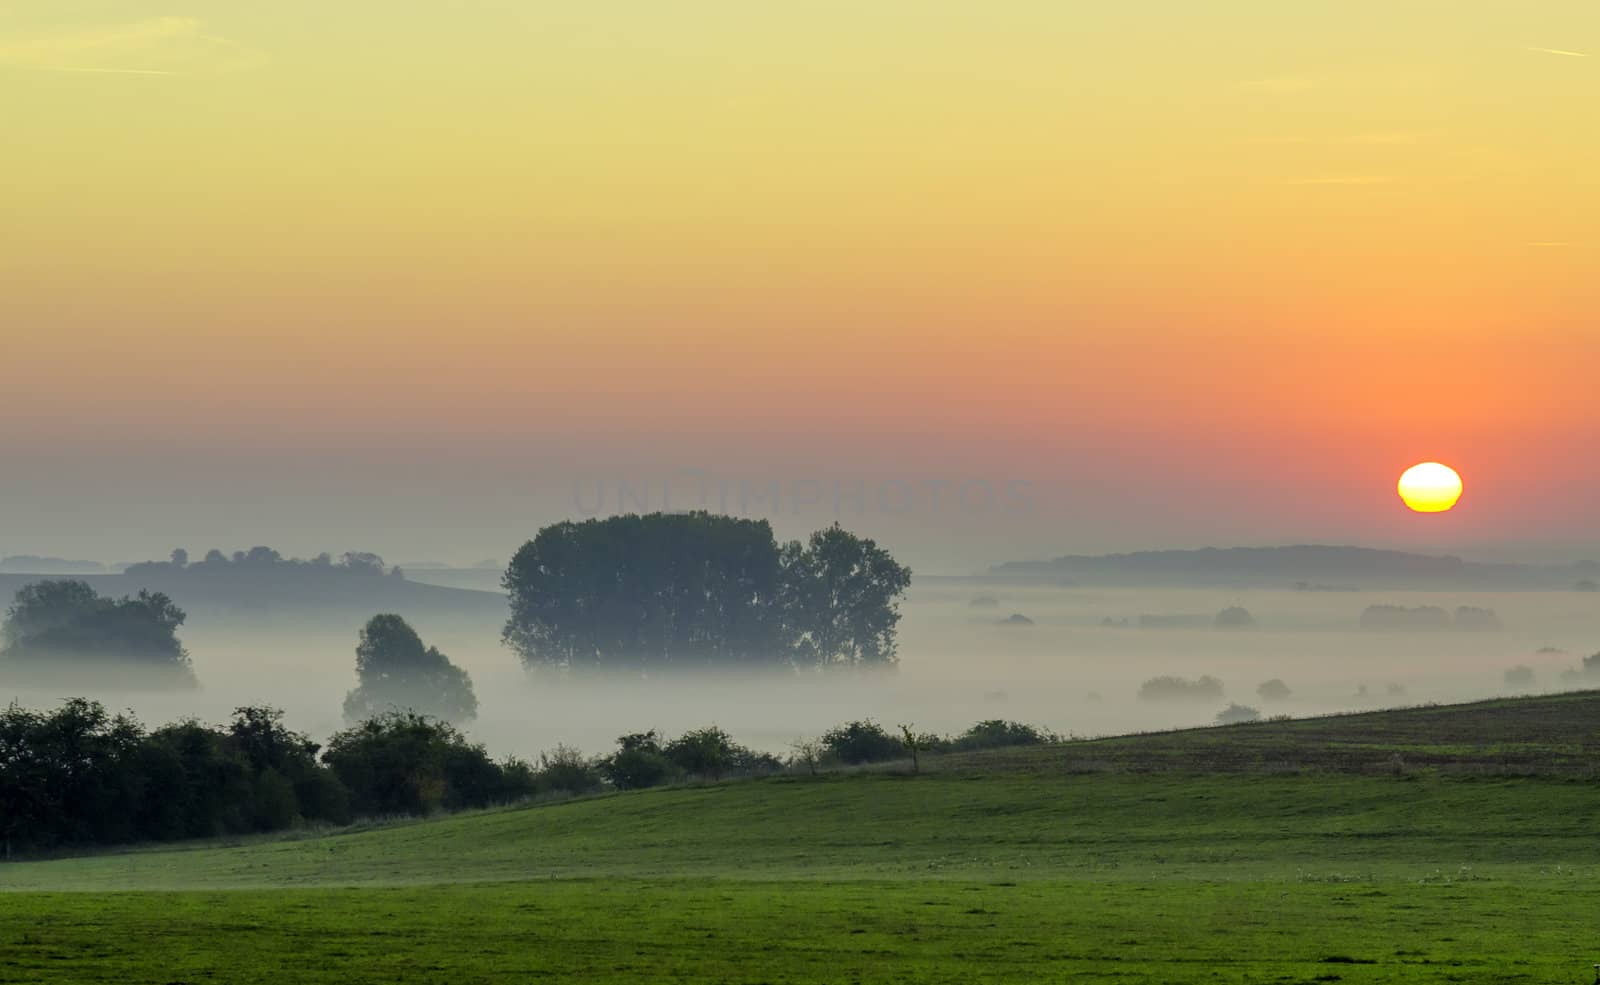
[940,689,1600,776]
[5,691,1599,892]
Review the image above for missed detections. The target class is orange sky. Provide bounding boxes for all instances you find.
[2,2,1596,567]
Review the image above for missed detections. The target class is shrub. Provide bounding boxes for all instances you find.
[788,737,823,775]
[1503,665,1535,689]
[664,726,736,779]
[1214,606,1256,629]
[1454,606,1502,632]
[951,720,1054,751]
[536,744,602,795]
[820,720,906,765]
[322,712,531,816]
[1256,679,1291,702]
[602,731,677,790]
[1215,703,1261,725]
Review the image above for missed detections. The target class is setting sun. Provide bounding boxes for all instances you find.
[1397,462,1464,514]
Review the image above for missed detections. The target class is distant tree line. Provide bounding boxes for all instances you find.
[1137,675,1225,702]
[503,513,912,673]
[0,699,1058,857]
[125,547,400,579]
[0,580,193,687]
[1359,604,1501,632]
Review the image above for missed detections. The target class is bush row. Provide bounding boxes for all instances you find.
[0,701,1059,856]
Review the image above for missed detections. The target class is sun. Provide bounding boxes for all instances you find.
[1397,462,1463,513]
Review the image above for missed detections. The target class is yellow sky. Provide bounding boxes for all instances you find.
[2,1,1596,561]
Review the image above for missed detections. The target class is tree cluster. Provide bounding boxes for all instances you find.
[1137,675,1225,702]
[598,727,783,790]
[502,513,912,673]
[1,580,193,686]
[1359,604,1502,632]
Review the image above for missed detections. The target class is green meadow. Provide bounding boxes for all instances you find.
[5,694,1600,983]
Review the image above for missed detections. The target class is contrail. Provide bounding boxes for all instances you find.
[1526,46,1588,58]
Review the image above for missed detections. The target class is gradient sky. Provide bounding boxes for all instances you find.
[2,2,1596,570]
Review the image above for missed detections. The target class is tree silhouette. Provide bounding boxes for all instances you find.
[342,615,477,724]
[503,514,912,674]
[783,525,913,667]
[1,581,193,686]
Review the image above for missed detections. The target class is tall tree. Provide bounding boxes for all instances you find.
[343,615,478,724]
[782,525,913,667]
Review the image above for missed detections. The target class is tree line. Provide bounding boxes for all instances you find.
[0,700,1054,858]
[125,547,396,577]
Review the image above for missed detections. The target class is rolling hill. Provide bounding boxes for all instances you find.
[4,692,1599,982]
[987,544,1600,589]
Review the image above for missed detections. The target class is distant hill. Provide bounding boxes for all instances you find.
[987,544,1599,589]
[0,566,505,627]
[0,555,107,574]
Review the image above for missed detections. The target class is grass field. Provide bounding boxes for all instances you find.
[5,693,1600,983]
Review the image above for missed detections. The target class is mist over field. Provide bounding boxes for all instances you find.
[8,572,1596,762]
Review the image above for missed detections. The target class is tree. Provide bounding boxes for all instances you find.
[1256,679,1292,702]
[781,525,912,668]
[2,580,101,649]
[342,615,478,724]
[340,552,387,575]
[788,737,823,775]
[503,512,789,672]
[169,548,189,568]
[0,698,144,854]
[1,581,193,685]
[898,723,925,773]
